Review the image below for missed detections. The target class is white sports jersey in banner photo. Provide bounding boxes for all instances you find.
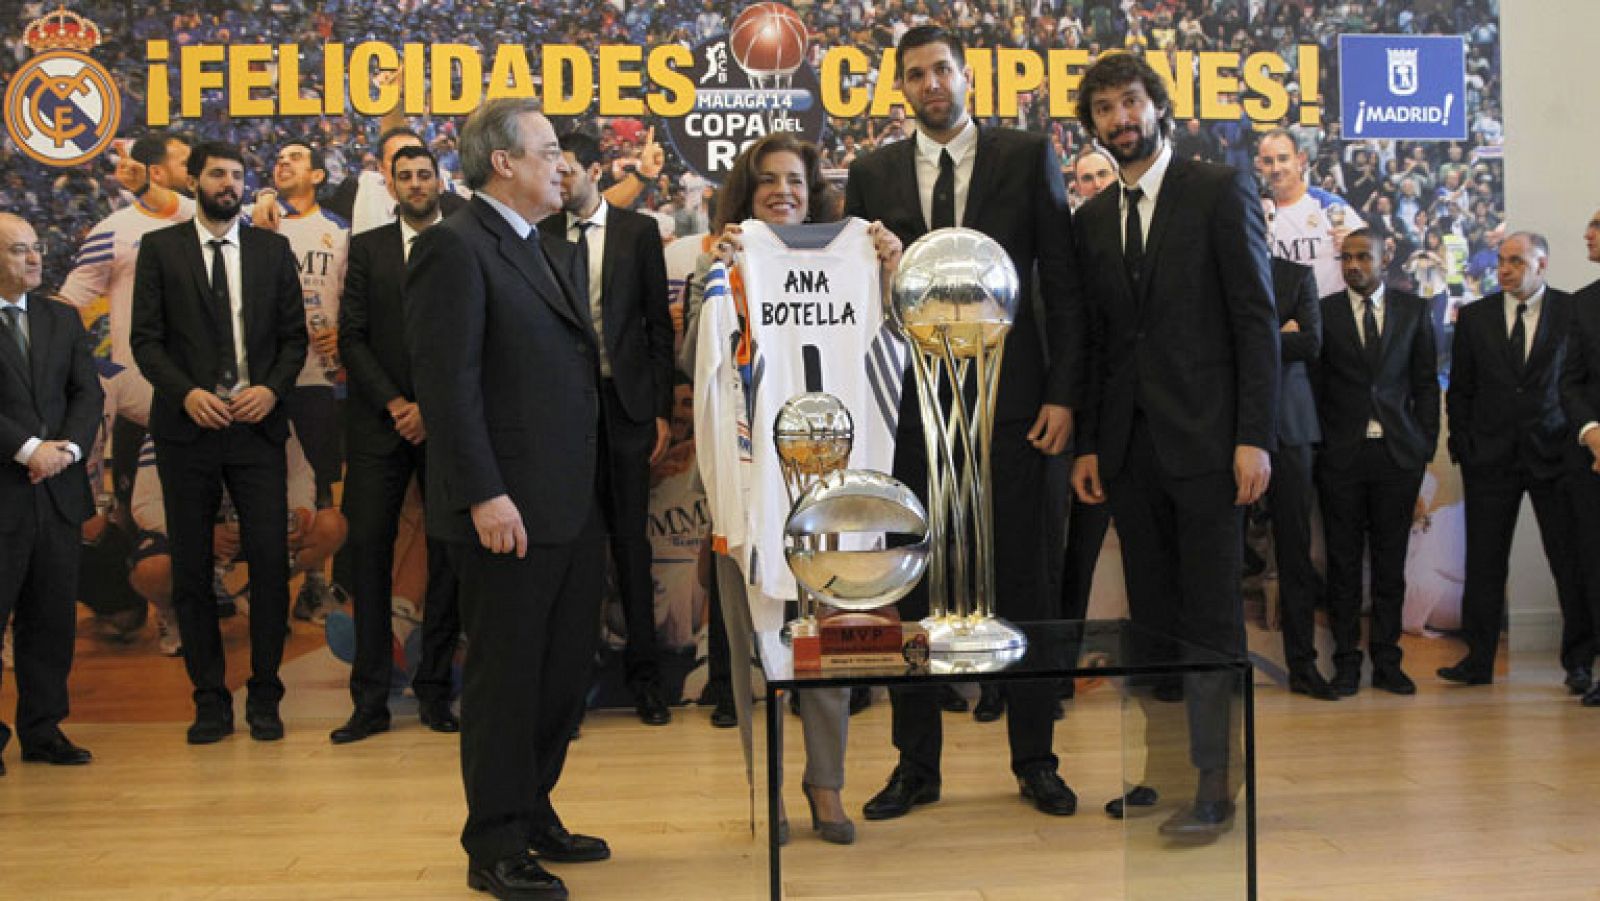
[736,217,907,602]
[272,202,350,387]
[1271,187,1365,296]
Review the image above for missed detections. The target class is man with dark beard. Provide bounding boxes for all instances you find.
[844,25,1085,821]
[331,145,462,744]
[1070,53,1278,836]
[131,141,308,744]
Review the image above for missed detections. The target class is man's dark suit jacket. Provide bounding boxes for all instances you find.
[1075,157,1279,479]
[1315,288,1439,471]
[843,126,1083,421]
[1272,257,1322,447]
[1448,289,1575,480]
[1562,280,1600,443]
[405,195,595,546]
[339,221,415,454]
[537,204,674,424]
[0,297,102,523]
[130,221,307,444]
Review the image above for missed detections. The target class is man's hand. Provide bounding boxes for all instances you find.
[389,398,426,445]
[213,522,242,563]
[1027,404,1074,456]
[1071,453,1105,504]
[185,388,233,429]
[312,327,339,359]
[1233,445,1272,505]
[1585,428,1600,473]
[25,441,73,483]
[471,494,527,558]
[1281,320,1300,333]
[229,386,278,424]
[251,188,282,231]
[651,417,671,465]
[636,127,664,178]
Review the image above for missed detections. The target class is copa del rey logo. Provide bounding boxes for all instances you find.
[4,6,121,168]
[1387,47,1419,97]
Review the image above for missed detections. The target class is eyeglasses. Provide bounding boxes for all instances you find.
[5,242,44,257]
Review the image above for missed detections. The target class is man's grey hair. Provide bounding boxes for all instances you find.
[459,98,543,191]
[1507,230,1549,258]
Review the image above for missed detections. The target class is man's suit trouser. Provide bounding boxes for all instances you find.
[888,410,1060,780]
[1106,416,1244,774]
[1458,465,1586,671]
[1318,440,1421,671]
[156,424,289,713]
[342,439,460,711]
[0,486,78,743]
[1061,493,1112,621]
[1573,467,1600,662]
[1267,442,1319,669]
[601,379,660,688]
[453,501,604,867]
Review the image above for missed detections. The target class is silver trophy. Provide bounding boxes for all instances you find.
[773,393,856,636]
[785,469,929,612]
[891,227,1026,654]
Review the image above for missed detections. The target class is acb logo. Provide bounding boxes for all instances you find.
[5,8,120,168]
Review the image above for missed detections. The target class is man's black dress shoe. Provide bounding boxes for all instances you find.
[330,709,390,744]
[1437,663,1493,686]
[862,766,941,820]
[1330,667,1361,697]
[709,695,737,728]
[20,734,92,765]
[1017,768,1077,816]
[1565,668,1592,696]
[246,706,285,741]
[973,684,1005,722]
[187,711,234,745]
[1104,785,1159,819]
[1371,666,1416,695]
[420,700,461,733]
[634,684,671,726]
[937,684,968,712]
[1288,668,1340,701]
[468,853,567,900]
[528,825,611,862]
[1583,684,1600,708]
[1158,799,1235,838]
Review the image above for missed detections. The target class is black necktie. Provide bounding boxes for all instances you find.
[932,148,955,230]
[1123,186,1144,284]
[208,239,240,391]
[573,220,594,302]
[1510,301,1527,368]
[1362,296,1380,368]
[528,230,588,327]
[2,305,27,361]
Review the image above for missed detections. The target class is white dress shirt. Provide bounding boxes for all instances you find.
[399,213,441,264]
[914,119,978,229]
[566,199,611,376]
[3,294,82,465]
[1348,283,1386,438]
[194,216,250,388]
[1119,140,1173,251]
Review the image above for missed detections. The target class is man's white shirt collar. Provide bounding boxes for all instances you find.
[915,118,978,167]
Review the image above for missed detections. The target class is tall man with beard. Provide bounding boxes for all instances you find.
[1071,53,1278,835]
[131,142,308,744]
[331,146,462,744]
[844,25,1085,820]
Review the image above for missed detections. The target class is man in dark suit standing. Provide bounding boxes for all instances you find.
[1070,53,1279,835]
[0,213,102,773]
[1315,229,1437,697]
[540,132,674,726]
[1562,208,1600,707]
[1440,232,1587,690]
[406,99,607,901]
[329,146,461,744]
[844,25,1085,820]
[131,142,308,745]
[1263,197,1335,700]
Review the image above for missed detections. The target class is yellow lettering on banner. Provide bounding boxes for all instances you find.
[349,42,401,115]
[542,45,591,115]
[1298,44,1322,126]
[820,47,870,118]
[179,45,225,119]
[966,48,992,117]
[1241,51,1289,123]
[1145,50,1194,120]
[598,46,644,116]
[488,44,537,98]
[322,44,346,115]
[869,51,907,117]
[1046,48,1091,118]
[402,44,427,115]
[1197,52,1242,120]
[278,45,321,116]
[146,41,170,126]
[646,45,694,116]
[431,45,482,115]
[995,48,1043,118]
[228,44,275,117]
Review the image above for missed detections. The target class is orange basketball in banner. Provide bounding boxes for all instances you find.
[728,2,808,76]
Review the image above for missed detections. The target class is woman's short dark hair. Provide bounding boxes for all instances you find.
[1075,53,1175,142]
[713,134,838,232]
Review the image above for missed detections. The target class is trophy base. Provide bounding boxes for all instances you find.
[780,616,819,645]
[921,615,1028,654]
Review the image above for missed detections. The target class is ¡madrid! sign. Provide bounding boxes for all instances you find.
[1339,34,1467,141]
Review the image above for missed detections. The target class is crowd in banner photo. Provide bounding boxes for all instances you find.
[1,0,1503,679]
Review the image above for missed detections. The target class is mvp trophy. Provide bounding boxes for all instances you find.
[773,393,857,638]
[892,228,1026,661]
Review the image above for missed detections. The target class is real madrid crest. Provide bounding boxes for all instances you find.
[5,7,121,168]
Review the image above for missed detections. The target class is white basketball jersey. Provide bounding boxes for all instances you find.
[693,261,755,566]
[736,217,907,600]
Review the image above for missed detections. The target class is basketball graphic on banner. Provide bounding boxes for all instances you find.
[728,3,808,80]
